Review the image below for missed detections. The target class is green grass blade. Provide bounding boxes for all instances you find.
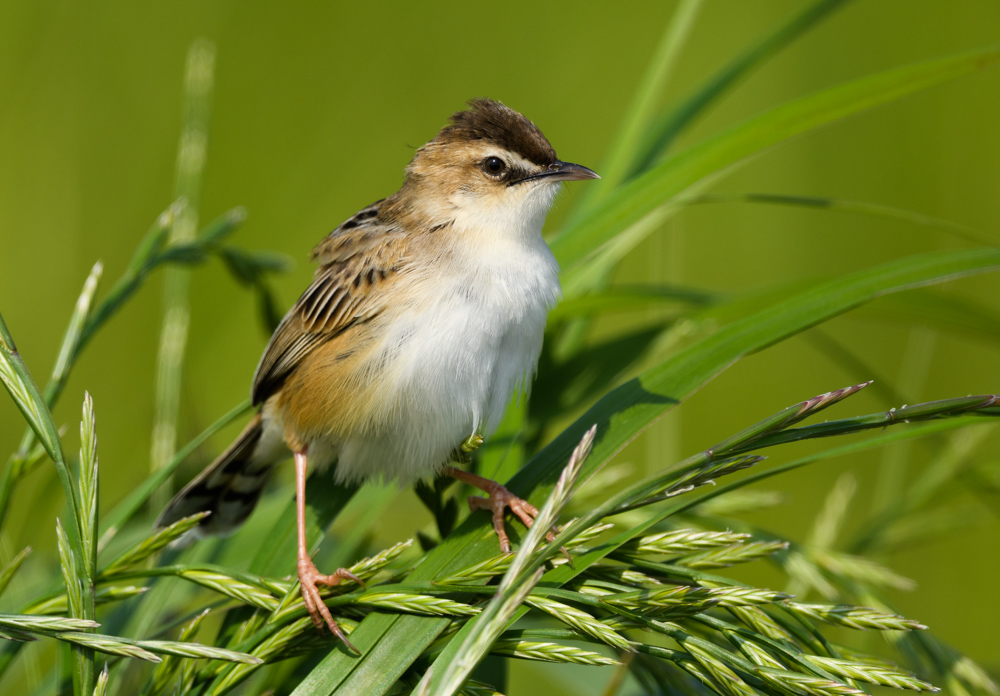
[76,394,99,696]
[628,0,852,178]
[292,248,1000,695]
[556,0,849,353]
[550,43,1000,276]
[415,428,595,696]
[527,249,1000,512]
[688,192,999,246]
[50,262,104,406]
[79,394,99,592]
[57,518,92,695]
[0,315,93,693]
[856,289,1000,345]
[75,202,182,372]
[416,569,542,696]
[0,312,87,585]
[728,395,998,453]
[150,39,216,511]
[0,547,31,600]
[0,312,70,473]
[98,398,252,551]
[547,284,716,323]
[0,203,183,534]
[576,0,703,213]
[93,665,108,696]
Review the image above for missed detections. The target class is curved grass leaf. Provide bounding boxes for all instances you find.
[856,290,1000,344]
[98,398,253,552]
[290,248,1000,696]
[629,0,853,178]
[415,429,595,696]
[578,0,704,210]
[574,0,851,219]
[0,313,69,473]
[547,284,717,323]
[550,44,1000,277]
[556,0,852,354]
[688,192,998,246]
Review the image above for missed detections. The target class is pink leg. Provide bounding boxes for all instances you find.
[444,466,561,554]
[295,449,363,652]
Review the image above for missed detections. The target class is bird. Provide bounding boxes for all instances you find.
[156,98,599,648]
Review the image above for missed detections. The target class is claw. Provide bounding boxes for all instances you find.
[297,557,361,653]
[467,483,571,562]
[444,456,573,562]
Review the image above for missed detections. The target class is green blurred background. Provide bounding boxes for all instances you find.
[1,0,998,691]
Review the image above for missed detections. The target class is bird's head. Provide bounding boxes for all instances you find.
[400,99,599,234]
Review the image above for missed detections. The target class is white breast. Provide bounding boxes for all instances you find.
[331,191,562,485]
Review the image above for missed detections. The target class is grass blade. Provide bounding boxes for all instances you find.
[629,0,852,177]
[410,428,596,696]
[557,0,852,353]
[0,547,30,600]
[0,313,70,474]
[578,0,704,211]
[150,38,216,511]
[100,512,210,578]
[550,44,1000,277]
[57,518,91,694]
[688,192,999,246]
[98,398,252,551]
[75,394,100,695]
[50,262,104,405]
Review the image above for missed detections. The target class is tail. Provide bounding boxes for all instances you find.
[155,412,280,541]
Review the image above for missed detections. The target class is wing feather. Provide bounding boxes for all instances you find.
[250,200,407,404]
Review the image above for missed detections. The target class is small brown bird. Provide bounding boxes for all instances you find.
[156,98,599,646]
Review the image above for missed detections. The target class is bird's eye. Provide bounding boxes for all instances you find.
[482,156,507,176]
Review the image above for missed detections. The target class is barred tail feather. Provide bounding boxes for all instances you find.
[155,412,279,542]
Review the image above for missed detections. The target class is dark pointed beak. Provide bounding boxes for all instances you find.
[546,160,601,182]
[510,160,600,186]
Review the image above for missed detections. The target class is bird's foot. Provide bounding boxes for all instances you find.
[297,556,364,652]
[467,481,564,557]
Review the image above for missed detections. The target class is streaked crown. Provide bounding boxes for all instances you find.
[432,98,557,166]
